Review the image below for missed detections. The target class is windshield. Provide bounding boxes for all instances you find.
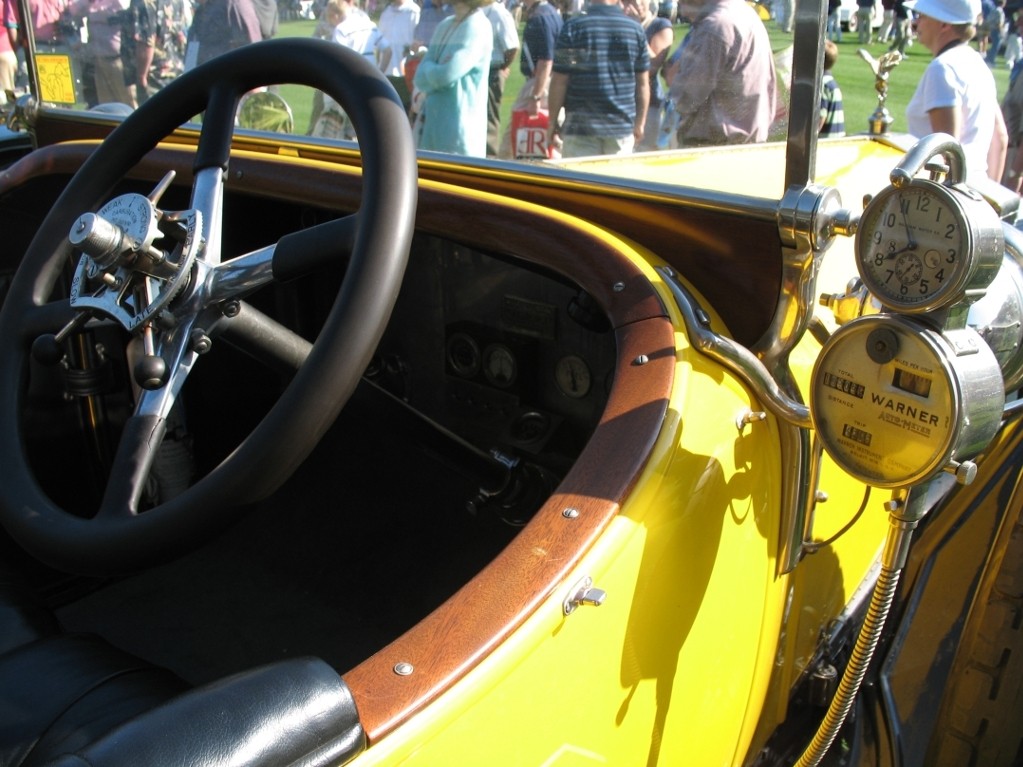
[7,0,917,200]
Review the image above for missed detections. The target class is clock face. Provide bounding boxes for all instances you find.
[856,181,970,312]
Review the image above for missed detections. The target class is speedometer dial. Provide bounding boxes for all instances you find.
[855,179,1002,313]
[810,314,1004,487]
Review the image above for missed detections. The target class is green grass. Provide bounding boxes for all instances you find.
[274,20,319,133]
[273,16,1013,142]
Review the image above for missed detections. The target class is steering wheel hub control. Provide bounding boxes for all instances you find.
[69,195,202,334]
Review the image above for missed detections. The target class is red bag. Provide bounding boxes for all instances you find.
[511,109,556,160]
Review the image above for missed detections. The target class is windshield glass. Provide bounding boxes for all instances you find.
[8,0,880,200]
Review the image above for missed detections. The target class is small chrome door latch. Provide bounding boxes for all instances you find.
[563,576,606,615]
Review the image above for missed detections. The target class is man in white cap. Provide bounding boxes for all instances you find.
[904,0,1007,181]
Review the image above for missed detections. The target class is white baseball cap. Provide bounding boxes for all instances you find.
[903,0,981,25]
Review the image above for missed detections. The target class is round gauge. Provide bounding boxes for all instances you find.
[555,355,591,398]
[483,344,517,388]
[510,411,551,442]
[810,314,1003,488]
[855,179,1003,313]
[446,332,481,378]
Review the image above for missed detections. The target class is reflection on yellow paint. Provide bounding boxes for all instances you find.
[37,54,76,104]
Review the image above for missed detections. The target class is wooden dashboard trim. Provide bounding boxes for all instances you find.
[2,141,676,742]
[344,316,674,740]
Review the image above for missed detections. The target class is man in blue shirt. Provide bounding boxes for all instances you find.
[546,0,650,157]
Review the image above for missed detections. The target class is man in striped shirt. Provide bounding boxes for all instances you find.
[546,0,650,158]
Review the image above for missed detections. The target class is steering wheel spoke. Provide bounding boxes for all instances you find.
[21,299,78,339]
[96,414,168,519]
[219,300,312,375]
[189,166,226,268]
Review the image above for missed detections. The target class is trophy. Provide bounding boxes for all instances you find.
[858,49,903,135]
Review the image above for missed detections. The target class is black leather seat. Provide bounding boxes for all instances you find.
[0,565,366,767]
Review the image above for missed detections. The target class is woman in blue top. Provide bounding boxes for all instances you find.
[413,0,493,156]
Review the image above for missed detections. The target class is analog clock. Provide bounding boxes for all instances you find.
[855,178,1002,313]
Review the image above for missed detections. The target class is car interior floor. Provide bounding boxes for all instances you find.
[52,407,521,686]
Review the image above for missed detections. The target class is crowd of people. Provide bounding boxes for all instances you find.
[829,0,1021,65]
[297,0,785,158]
[0,0,788,159]
[0,0,195,106]
[7,0,1023,180]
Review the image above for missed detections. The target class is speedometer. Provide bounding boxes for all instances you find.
[810,314,1003,488]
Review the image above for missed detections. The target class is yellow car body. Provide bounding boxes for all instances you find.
[0,4,1020,767]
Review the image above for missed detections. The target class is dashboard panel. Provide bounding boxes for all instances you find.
[369,237,617,479]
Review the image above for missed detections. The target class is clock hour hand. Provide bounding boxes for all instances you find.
[885,240,917,259]
[898,195,917,253]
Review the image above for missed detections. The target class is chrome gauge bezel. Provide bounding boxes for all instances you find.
[854,178,1003,314]
[483,343,517,388]
[446,331,481,378]
[554,355,591,398]
[810,314,1004,488]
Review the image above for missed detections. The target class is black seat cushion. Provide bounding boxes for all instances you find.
[43,656,367,767]
[0,564,365,766]
[0,633,189,766]
[0,558,59,657]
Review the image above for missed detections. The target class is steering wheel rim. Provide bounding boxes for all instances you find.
[0,39,417,574]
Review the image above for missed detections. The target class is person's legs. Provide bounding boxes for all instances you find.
[387,74,411,114]
[603,134,634,155]
[487,66,508,157]
[0,51,17,99]
[857,8,872,43]
[562,133,604,158]
[638,105,661,151]
[563,133,633,157]
[93,56,135,108]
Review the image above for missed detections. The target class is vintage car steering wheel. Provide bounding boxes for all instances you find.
[0,39,417,574]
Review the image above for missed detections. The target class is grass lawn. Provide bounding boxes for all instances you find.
[273,15,1013,145]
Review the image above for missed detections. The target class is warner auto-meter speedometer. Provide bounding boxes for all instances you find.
[854,146,1002,315]
[810,314,1003,488]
